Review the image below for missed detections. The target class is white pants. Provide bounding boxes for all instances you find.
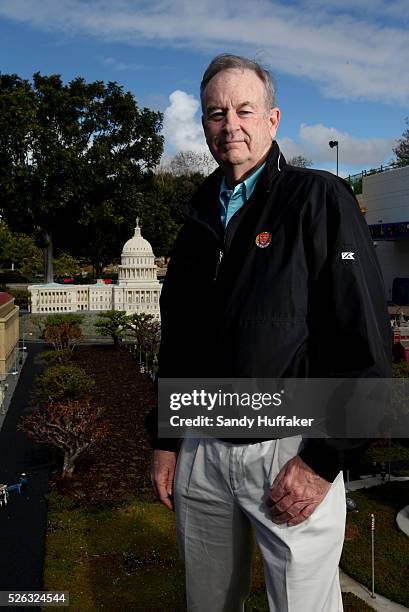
[174,436,346,612]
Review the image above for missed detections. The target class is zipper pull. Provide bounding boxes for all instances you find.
[214,250,224,281]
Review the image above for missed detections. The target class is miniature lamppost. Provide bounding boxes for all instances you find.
[370,513,376,598]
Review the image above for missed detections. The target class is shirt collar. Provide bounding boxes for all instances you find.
[220,161,266,202]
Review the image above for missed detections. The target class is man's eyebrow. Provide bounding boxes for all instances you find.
[206,101,256,114]
[238,101,256,109]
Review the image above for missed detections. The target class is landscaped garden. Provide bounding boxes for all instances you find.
[18,314,409,611]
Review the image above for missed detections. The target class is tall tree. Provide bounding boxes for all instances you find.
[136,171,205,255]
[0,73,163,281]
[0,220,77,279]
[393,117,409,167]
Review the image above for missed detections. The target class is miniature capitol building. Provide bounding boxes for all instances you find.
[28,220,161,318]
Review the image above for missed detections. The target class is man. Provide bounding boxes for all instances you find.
[147,54,391,611]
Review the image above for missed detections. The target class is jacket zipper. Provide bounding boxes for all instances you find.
[213,208,246,282]
[214,249,224,281]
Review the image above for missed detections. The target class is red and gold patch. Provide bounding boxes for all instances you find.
[255,231,272,248]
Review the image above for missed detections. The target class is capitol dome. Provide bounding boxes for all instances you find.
[28,217,161,319]
[122,218,153,255]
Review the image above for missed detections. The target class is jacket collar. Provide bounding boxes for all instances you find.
[185,140,285,234]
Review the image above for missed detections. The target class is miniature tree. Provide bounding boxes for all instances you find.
[126,313,160,371]
[126,312,155,347]
[39,348,73,367]
[43,314,84,352]
[34,364,95,404]
[19,400,109,478]
[94,310,128,347]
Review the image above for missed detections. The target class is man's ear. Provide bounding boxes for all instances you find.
[269,107,280,139]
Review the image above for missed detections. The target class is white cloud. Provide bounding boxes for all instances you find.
[162,89,395,172]
[0,0,409,104]
[101,56,133,71]
[279,124,396,172]
[162,90,208,153]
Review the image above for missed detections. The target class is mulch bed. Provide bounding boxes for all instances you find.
[49,344,156,507]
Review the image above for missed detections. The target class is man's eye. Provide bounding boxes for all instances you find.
[238,110,251,116]
[209,112,224,120]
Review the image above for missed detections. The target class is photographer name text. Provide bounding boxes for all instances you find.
[169,415,315,428]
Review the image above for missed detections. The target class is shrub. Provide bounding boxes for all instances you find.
[94,310,128,346]
[126,313,160,357]
[0,271,30,283]
[392,361,409,378]
[43,313,84,351]
[34,364,95,404]
[0,286,30,310]
[19,400,110,478]
[38,349,73,367]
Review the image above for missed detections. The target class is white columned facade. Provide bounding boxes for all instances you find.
[28,219,162,319]
[113,219,161,319]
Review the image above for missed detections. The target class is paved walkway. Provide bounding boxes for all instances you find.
[346,475,409,492]
[340,570,409,611]
[346,474,409,540]
[396,504,409,538]
[0,342,49,594]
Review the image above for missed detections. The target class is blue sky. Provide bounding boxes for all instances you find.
[0,0,408,176]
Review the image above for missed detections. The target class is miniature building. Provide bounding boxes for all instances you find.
[28,220,161,318]
[0,292,19,380]
[113,219,161,316]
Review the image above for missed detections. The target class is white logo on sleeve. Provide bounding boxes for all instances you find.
[341,252,355,260]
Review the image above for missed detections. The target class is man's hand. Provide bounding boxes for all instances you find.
[267,455,331,526]
[151,449,177,511]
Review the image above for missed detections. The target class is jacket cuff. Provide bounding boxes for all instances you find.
[299,440,342,482]
[144,410,180,452]
[151,438,179,452]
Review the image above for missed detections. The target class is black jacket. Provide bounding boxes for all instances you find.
[147,142,391,481]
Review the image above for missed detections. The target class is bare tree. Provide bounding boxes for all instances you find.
[19,400,109,478]
[167,150,217,176]
[288,155,313,168]
[393,117,409,167]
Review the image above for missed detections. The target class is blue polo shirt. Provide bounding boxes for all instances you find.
[219,162,266,229]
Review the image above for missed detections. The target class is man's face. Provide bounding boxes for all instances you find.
[202,68,280,182]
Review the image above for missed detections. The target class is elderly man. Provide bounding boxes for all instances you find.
[147,54,390,611]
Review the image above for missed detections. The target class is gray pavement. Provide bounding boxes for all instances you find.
[340,570,409,611]
[0,351,28,431]
[346,475,409,492]
[396,504,409,538]
[0,341,49,596]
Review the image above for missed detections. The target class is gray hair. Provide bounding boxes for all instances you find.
[200,54,276,113]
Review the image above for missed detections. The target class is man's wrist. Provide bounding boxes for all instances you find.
[298,442,341,482]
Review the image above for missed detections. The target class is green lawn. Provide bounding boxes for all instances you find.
[43,491,382,612]
[44,493,186,611]
[341,481,409,608]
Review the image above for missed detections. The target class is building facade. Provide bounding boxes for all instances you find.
[360,165,409,302]
[0,292,19,380]
[28,220,162,318]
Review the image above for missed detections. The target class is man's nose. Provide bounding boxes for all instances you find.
[223,110,240,132]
